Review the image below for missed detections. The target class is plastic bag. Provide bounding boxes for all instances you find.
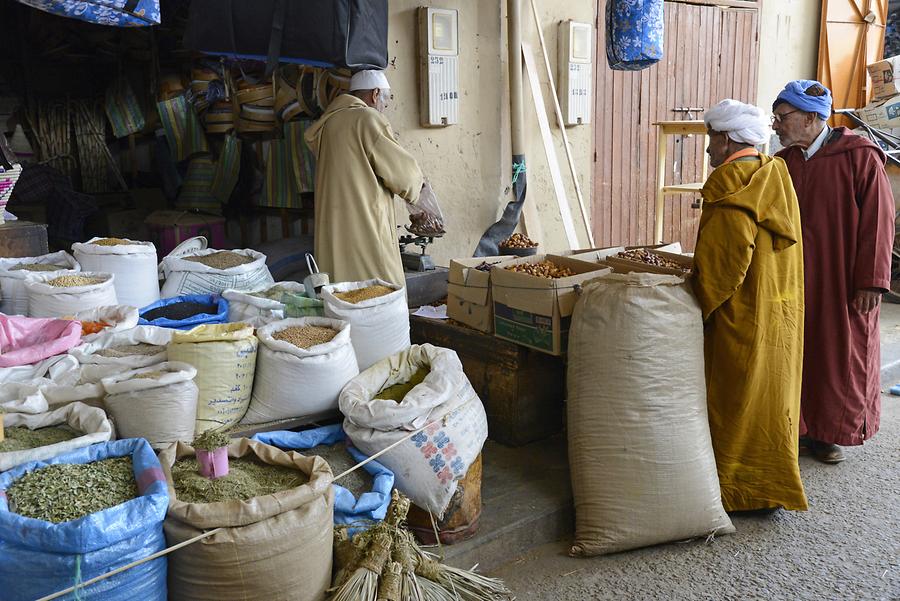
[253,424,394,529]
[0,438,169,601]
[0,314,83,368]
[138,294,228,330]
[223,281,324,327]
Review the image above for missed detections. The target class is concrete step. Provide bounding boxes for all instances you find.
[424,435,574,573]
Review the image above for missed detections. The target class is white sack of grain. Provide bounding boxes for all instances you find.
[72,238,160,309]
[160,248,273,298]
[102,362,198,449]
[0,252,81,316]
[322,279,409,371]
[243,317,358,424]
[567,272,734,556]
[24,272,117,318]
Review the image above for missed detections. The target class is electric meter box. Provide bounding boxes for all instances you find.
[418,7,459,127]
[557,20,592,125]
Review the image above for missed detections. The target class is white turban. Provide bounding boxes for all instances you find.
[349,70,390,92]
[703,99,770,146]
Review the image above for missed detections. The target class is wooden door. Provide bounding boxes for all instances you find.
[818,0,887,126]
[592,1,759,250]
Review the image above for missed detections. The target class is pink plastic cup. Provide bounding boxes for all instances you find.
[196,447,229,479]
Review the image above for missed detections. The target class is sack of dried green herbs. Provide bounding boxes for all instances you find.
[0,438,169,600]
[159,438,334,601]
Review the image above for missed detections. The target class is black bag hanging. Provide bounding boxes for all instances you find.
[184,0,388,71]
[606,0,664,71]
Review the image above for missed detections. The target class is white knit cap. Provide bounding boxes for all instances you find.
[704,99,770,146]
[349,70,390,92]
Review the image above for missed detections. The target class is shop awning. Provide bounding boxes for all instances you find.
[13,0,161,27]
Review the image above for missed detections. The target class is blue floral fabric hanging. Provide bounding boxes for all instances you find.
[15,0,161,27]
[606,0,664,71]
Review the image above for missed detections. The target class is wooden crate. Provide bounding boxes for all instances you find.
[410,315,564,447]
[0,220,48,258]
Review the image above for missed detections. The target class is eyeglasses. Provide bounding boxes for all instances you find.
[771,109,801,124]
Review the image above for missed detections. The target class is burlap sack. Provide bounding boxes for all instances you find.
[159,438,334,601]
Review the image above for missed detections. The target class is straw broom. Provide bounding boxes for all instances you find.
[328,530,393,601]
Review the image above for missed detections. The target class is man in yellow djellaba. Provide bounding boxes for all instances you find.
[692,99,808,512]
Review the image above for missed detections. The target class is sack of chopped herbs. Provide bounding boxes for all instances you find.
[102,362,199,450]
[160,247,274,298]
[0,251,81,316]
[0,438,169,601]
[0,402,113,472]
[159,438,334,601]
[243,318,359,425]
[340,344,488,515]
[24,271,117,318]
[253,424,394,530]
[322,279,410,371]
[223,281,325,327]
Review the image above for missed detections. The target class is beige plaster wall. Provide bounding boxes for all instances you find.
[384,0,596,266]
[756,0,821,110]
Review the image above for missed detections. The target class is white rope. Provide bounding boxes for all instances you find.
[37,416,445,600]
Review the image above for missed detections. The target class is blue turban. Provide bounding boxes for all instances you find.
[773,80,833,121]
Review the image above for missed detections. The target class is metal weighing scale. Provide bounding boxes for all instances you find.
[399,226,442,272]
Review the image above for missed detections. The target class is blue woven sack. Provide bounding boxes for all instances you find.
[138,294,228,330]
[0,438,169,601]
[253,424,394,531]
[606,0,664,71]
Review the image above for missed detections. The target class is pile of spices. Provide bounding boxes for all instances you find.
[273,325,337,349]
[333,285,394,304]
[48,275,106,287]
[505,260,574,279]
[142,301,218,321]
[7,456,137,523]
[377,368,430,402]
[617,249,689,272]
[10,263,67,272]
[95,342,165,358]
[304,442,374,498]
[183,251,253,270]
[172,456,307,503]
[80,320,110,336]
[0,425,81,453]
[499,233,538,249]
[91,238,133,246]
[192,430,230,452]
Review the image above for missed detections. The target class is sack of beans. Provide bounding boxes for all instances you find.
[168,323,258,434]
[0,251,80,315]
[138,293,228,329]
[160,248,274,298]
[0,401,113,472]
[243,317,359,424]
[24,272,118,318]
[0,314,83,368]
[159,438,334,601]
[70,304,140,342]
[253,424,394,530]
[567,273,734,556]
[341,344,488,516]
[102,362,199,450]
[0,438,169,600]
[322,279,410,371]
[72,237,161,309]
[223,281,325,327]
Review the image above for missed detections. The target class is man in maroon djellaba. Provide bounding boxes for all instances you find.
[772,79,895,464]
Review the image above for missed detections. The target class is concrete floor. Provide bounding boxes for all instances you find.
[490,304,900,601]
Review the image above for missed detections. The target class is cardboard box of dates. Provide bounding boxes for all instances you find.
[447,256,508,333]
[605,247,693,276]
[491,255,609,356]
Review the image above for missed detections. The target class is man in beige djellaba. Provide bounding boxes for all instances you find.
[305,69,433,287]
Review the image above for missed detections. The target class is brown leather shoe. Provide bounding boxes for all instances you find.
[809,440,845,464]
[799,437,812,456]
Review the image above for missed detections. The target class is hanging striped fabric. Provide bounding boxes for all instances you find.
[211,134,242,204]
[105,78,145,138]
[262,135,301,209]
[286,120,316,194]
[177,156,220,213]
[157,94,209,162]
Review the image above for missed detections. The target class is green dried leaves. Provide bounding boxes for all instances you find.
[172,457,307,504]
[0,426,80,453]
[191,430,231,452]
